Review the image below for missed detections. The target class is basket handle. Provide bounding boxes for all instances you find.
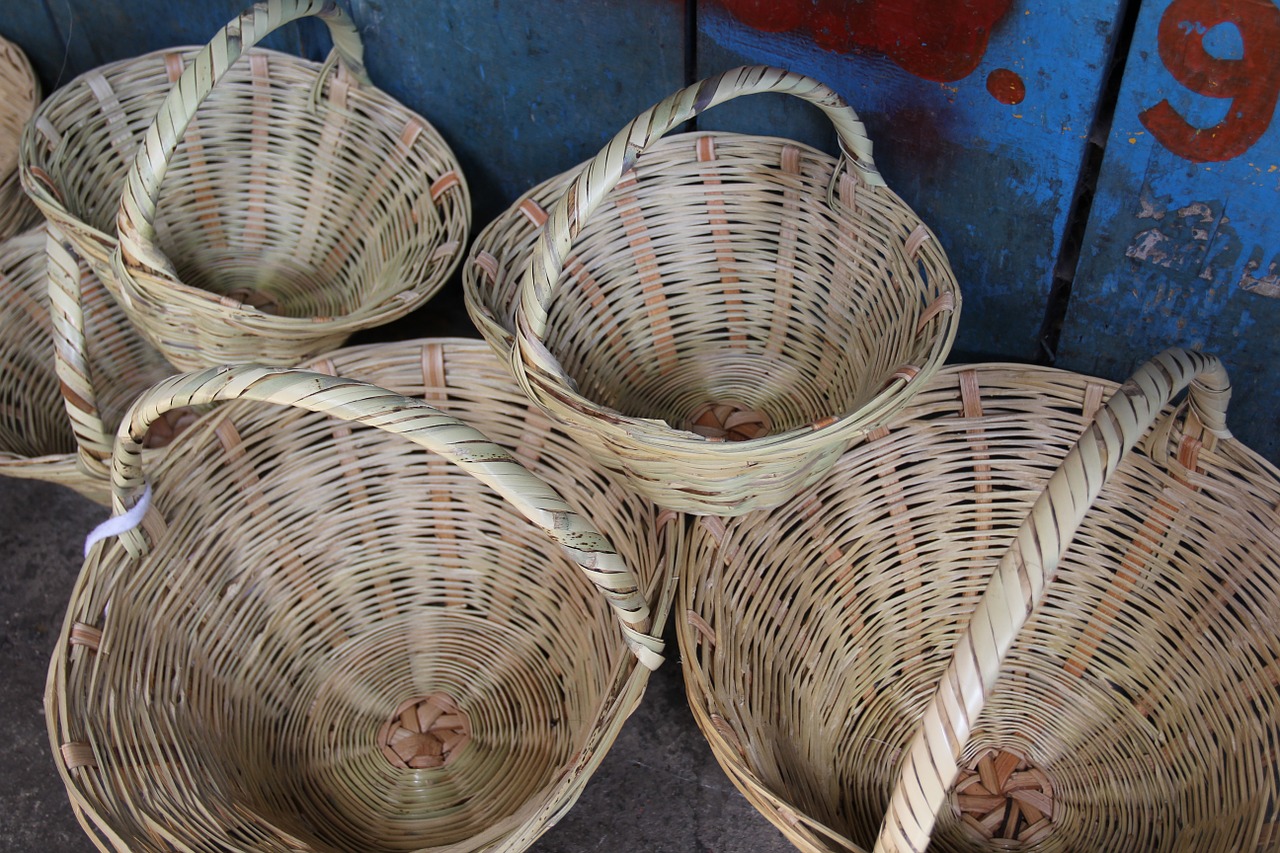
[45,223,113,474]
[99,363,665,670]
[116,0,370,271]
[872,347,1232,853]
[512,65,882,379]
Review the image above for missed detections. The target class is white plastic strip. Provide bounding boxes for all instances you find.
[83,484,152,557]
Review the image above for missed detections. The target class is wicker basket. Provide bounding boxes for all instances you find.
[677,348,1280,852]
[0,35,41,240]
[499,65,959,515]
[47,338,677,852]
[26,0,469,371]
[0,225,172,503]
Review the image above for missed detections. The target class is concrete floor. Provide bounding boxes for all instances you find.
[0,474,796,853]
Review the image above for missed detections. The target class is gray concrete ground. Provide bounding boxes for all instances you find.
[0,475,795,853]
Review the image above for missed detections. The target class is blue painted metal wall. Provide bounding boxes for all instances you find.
[1057,0,1280,461]
[3,0,1279,463]
[693,0,1127,364]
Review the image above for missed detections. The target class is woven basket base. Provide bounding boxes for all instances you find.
[378,693,472,770]
[603,350,851,437]
[951,746,1055,846]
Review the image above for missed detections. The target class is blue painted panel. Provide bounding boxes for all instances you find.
[695,0,1127,362]
[1057,0,1280,464]
[1,0,313,93]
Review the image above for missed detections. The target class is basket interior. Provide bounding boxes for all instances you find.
[533,133,955,436]
[0,230,75,459]
[678,364,1280,852]
[27,47,467,319]
[56,341,668,852]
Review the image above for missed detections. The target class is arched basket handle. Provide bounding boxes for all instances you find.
[100,363,664,670]
[872,347,1232,852]
[45,223,116,475]
[512,65,881,389]
[116,0,369,270]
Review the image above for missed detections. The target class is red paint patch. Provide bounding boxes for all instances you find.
[718,0,1015,82]
[986,68,1026,104]
[1139,0,1280,162]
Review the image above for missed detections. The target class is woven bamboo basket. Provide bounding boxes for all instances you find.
[47,337,678,853]
[0,227,88,494]
[502,65,959,516]
[677,348,1280,852]
[0,34,41,240]
[0,225,172,503]
[25,0,469,371]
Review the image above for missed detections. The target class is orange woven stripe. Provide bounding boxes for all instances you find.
[698,136,746,346]
[240,53,272,255]
[612,175,676,374]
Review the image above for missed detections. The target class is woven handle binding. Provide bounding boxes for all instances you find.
[45,223,112,473]
[873,347,1232,853]
[100,364,664,670]
[116,0,369,269]
[513,64,882,374]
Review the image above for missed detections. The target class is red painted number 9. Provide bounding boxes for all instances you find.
[1139,0,1280,162]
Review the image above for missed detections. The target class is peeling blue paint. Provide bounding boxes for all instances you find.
[697,0,1126,360]
[1059,0,1280,462]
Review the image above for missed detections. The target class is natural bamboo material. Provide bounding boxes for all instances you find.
[0,35,41,240]
[0,227,85,493]
[0,225,170,503]
[24,0,469,371]
[47,338,678,853]
[21,43,202,287]
[678,348,1280,852]
[502,65,959,515]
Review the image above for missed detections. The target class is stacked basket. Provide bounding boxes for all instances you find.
[469,65,960,515]
[47,338,678,852]
[677,349,1280,852]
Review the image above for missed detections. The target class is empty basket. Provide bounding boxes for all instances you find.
[501,65,959,515]
[47,338,677,852]
[678,348,1280,852]
[0,225,171,502]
